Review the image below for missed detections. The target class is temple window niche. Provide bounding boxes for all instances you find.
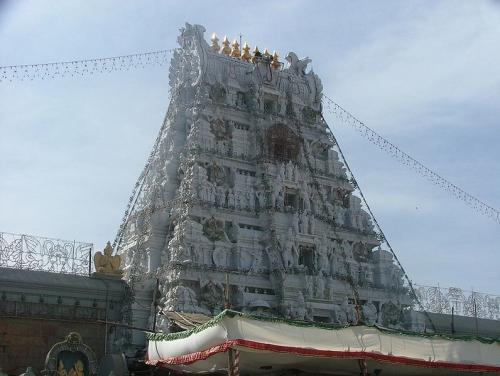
[298,244,315,275]
[266,123,300,162]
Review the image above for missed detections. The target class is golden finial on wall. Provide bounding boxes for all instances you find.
[271,51,280,69]
[252,46,262,62]
[221,36,231,55]
[241,42,251,62]
[230,39,241,58]
[93,241,122,276]
[210,33,220,52]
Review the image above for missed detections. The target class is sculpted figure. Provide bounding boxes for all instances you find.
[57,361,67,376]
[68,361,84,376]
[315,276,325,299]
[278,163,286,182]
[341,296,358,324]
[205,183,213,203]
[308,214,315,234]
[285,52,312,76]
[315,235,329,276]
[227,189,235,209]
[273,185,283,210]
[94,241,122,275]
[282,230,298,269]
[216,186,225,207]
[236,191,242,210]
[250,249,264,273]
[254,190,261,211]
[362,300,378,325]
[230,219,239,243]
[299,212,306,233]
[331,305,347,325]
[291,212,299,234]
[294,292,307,320]
[334,205,345,226]
[305,275,314,298]
[286,161,294,180]
[326,277,335,301]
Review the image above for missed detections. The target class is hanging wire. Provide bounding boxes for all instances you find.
[323,94,500,226]
[319,113,437,331]
[0,49,175,82]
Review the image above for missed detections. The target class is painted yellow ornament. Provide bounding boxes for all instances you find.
[210,33,220,52]
[241,42,251,62]
[271,51,280,69]
[220,36,231,55]
[230,40,241,58]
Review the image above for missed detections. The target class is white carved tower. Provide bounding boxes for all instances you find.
[118,24,411,345]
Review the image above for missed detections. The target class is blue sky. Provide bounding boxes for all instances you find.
[1,1,499,293]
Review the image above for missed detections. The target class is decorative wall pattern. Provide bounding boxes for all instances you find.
[0,232,93,276]
[415,285,500,320]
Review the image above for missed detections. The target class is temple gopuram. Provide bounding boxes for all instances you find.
[1,22,500,376]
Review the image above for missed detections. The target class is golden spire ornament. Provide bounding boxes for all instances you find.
[230,39,241,58]
[262,48,271,59]
[210,33,220,52]
[241,42,251,62]
[220,36,231,55]
[271,51,280,69]
[252,46,262,62]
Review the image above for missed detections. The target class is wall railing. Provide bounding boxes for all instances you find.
[414,284,500,320]
[0,231,93,276]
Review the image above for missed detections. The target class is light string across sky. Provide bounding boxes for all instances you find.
[1,48,498,228]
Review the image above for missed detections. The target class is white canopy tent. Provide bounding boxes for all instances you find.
[147,310,500,375]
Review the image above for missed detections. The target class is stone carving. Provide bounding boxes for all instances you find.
[207,162,227,186]
[163,284,206,314]
[314,276,325,299]
[340,297,358,324]
[326,277,335,301]
[285,52,311,76]
[202,216,226,242]
[210,118,231,141]
[43,332,98,376]
[282,230,298,270]
[362,300,378,325]
[228,220,239,243]
[200,280,225,312]
[331,305,346,325]
[93,242,122,276]
[118,23,412,332]
[315,234,330,276]
[289,291,307,320]
[380,301,403,327]
[209,83,227,102]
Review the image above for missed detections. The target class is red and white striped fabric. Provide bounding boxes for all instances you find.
[147,311,500,375]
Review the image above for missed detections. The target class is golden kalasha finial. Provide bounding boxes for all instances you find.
[252,46,262,62]
[271,51,280,69]
[230,39,241,58]
[241,42,251,62]
[210,33,220,52]
[262,48,271,59]
[221,36,231,55]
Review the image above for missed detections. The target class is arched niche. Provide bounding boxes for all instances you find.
[43,332,98,376]
[266,123,300,162]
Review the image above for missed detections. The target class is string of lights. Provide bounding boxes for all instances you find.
[323,94,500,226]
[0,49,175,82]
[321,118,437,330]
